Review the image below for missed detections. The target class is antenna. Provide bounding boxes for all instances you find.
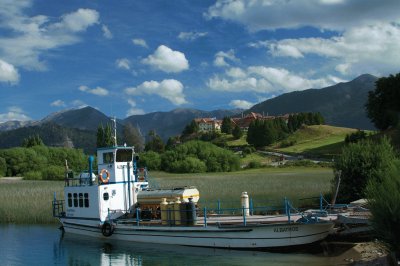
[111,116,117,146]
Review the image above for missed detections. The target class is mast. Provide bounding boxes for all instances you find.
[111,116,117,146]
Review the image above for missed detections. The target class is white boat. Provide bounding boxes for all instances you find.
[52,124,334,249]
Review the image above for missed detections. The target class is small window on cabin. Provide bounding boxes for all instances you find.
[79,193,83,208]
[103,152,114,164]
[116,149,133,162]
[68,193,72,207]
[103,192,109,201]
[84,193,89,208]
[73,193,78,207]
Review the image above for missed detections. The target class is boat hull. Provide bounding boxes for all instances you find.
[61,219,334,249]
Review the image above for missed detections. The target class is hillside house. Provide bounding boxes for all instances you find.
[194,118,222,132]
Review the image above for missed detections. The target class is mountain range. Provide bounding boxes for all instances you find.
[0,74,378,152]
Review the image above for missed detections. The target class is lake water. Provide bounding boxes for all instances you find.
[0,225,345,266]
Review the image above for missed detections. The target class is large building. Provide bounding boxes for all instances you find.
[194,118,222,132]
[195,112,290,132]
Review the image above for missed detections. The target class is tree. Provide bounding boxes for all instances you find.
[22,135,44,148]
[0,157,6,177]
[366,161,400,254]
[366,73,400,130]
[232,125,243,140]
[145,130,165,153]
[123,123,144,151]
[97,123,114,148]
[221,117,233,134]
[183,120,199,135]
[333,137,397,203]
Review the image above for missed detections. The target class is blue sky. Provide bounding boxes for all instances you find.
[1,0,400,123]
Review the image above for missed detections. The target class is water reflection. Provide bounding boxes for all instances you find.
[59,232,334,266]
[0,225,342,266]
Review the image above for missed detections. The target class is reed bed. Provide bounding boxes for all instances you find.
[0,179,64,224]
[150,168,333,211]
[0,168,333,224]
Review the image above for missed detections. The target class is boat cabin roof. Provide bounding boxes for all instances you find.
[97,146,136,164]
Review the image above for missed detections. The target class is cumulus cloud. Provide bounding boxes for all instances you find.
[230,100,254,109]
[126,99,145,116]
[214,49,239,67]
[208,66,344,93]
[102,24,112,39]
[50,100,66,107]
[206,0,400,31]
[178,31,208,41]
[79,85,109,96]
[132,38,148,48]
[125,79,187,105]
[267,23,400,75]
[0,4,100,71]
[142,45,189,73]
[0,59,20,84]
[0,106,31,123]
[115,58,130,70]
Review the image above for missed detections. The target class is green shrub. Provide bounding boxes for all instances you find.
[42,166,65,180]
[170,157,207,173]
[24,171,43,180]
[247,161,262,169]
[366,161,400,253]
[0,157,6,177]
[161,141,240,173]
[139,151,161,170]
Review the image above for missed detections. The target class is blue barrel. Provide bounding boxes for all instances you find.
[186,198,197,226]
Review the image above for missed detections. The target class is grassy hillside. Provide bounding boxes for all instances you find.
[274,125,359,157]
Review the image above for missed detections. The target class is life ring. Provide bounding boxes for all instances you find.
[101,222,114,237]
[99,169,110,183]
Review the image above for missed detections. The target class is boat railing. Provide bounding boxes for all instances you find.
[52,199,65,218]
[115,198,318,227]
[64,170,98,187]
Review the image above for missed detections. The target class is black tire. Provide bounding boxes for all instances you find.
[101,222,114,237]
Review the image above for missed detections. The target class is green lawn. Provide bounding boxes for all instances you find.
[274,125,359,156]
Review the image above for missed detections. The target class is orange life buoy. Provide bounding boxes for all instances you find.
[99,169,110,183]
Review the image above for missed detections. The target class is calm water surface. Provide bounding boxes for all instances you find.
[0,225,342,266]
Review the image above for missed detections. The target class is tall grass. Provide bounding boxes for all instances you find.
[0,168,333,224]
[0,180,64,224]
[150,168,333,210]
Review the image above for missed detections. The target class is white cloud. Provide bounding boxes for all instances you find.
[50,100,66,107]
[125,79,187,105]
[126,99,145,116]
[102,24,112,39]
[226,67,246,78]
[208,66,343,93]
[0,106,31,123]
[0,4,100,71]
[79,85,109,96]
[230,100,254,109]
[54,8,99,32]
[206,0,400,31]
[142,45,189,73]
[268,23,400,76]
[71,100,88,108]
[132,38,148,48]
[115,58,130,70]
[0,59,19,84]
[214,49,239,67]
[178,31,208,41]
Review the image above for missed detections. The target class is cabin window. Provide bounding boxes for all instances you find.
[79,193,83,207]
[84,193,89,207]
[68,193,72,207]
[103,192,109,201]
[103,152,114,164]
[116,149,133,162]
[73,193,78,207]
